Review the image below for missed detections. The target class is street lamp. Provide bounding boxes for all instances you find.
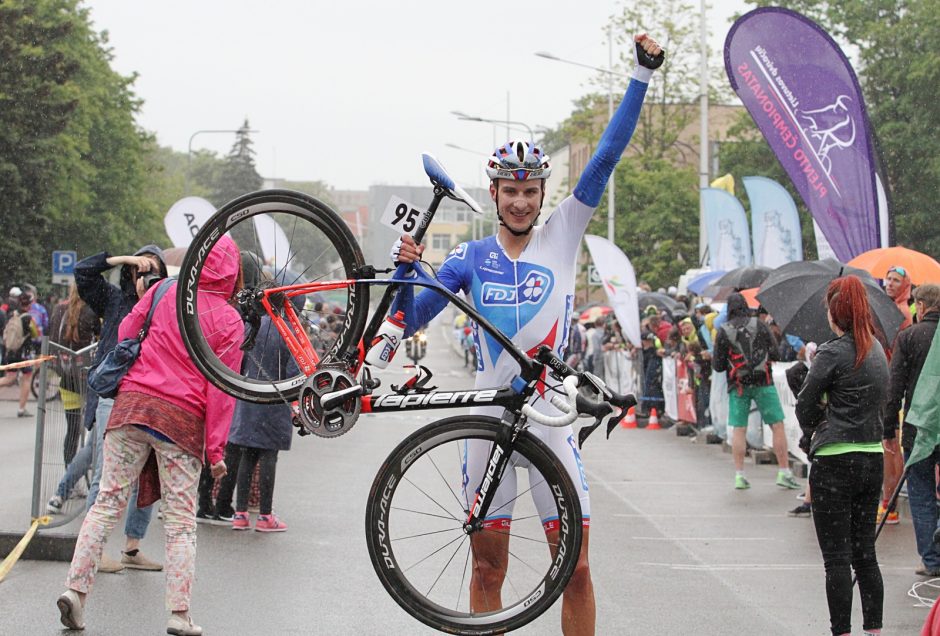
[535,27,628,244]
[186,128,260,194]
[450,111,535,143]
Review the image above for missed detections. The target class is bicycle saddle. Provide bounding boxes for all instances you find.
[421,153,485,215]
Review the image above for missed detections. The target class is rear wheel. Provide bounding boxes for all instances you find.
[177,189,369,402]
[365,416,582,634]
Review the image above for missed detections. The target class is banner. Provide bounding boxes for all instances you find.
[675,361,696,423]
[702,188,752,272]
[602,349,637,396]
[725,7,885,263]
[252,214,294,274]
[164,197,216,248]
[813,220,837,260]
[662,357,679,422]
[584,235,641,347]
[743,176,803,268]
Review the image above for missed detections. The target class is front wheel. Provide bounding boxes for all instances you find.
[365,416,582,635]
[176,189,369,403]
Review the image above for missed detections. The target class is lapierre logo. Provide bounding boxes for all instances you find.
[371,389,498,409]
[471,445,504,517]
[481,269,552,306]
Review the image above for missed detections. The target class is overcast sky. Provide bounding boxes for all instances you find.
[84,1,748,191]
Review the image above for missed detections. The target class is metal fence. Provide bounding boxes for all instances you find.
[30,337,98,530]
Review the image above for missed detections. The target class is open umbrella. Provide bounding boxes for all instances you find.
[848,246,940,285]
[579,305,612,323]
[714,265,772,290]
[756,259,905,345]
[687,270,726,295]
[637,292,680,318]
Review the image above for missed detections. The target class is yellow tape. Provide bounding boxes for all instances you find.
[0,516,51,583]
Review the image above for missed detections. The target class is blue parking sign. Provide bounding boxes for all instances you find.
[53,250,77,275]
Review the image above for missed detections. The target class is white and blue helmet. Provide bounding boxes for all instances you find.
[485,140,552,182]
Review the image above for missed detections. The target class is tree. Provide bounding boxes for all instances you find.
[211,120,262,208]
[0,0,168,293]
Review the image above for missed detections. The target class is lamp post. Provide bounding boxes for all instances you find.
[185,128,260,195]
[450,111,535,143]
[535,27,628,244]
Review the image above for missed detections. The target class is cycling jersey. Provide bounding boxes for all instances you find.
[396,76,650,527]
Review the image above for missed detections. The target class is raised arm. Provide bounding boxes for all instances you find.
[573,34,663,208]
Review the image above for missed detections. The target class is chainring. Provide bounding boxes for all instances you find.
[298,368,361,438]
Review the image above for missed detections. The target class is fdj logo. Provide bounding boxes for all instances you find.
[482,270,553,306]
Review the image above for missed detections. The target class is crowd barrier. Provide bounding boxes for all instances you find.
[600,352,808,464]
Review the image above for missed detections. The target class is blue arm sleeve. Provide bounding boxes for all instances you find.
[390,259,466,339]
[573,78,649,207]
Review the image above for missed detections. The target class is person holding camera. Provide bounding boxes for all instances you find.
[71,244,168,573]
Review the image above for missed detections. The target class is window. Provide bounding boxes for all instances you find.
[431,233,451,250]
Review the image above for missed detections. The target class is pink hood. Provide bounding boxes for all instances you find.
[118,235,244,464]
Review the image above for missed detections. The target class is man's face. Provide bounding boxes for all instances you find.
[490,179,543,234]
[885,271,905,299]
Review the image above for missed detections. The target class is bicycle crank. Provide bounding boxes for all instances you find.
[298,368,362,438]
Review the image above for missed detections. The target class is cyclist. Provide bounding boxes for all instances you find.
[391,33,663,635]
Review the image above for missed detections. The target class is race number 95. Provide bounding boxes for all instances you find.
[380,196,426,236]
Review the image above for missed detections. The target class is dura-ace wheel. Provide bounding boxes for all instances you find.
[177,189,368,402]
[365,416,582,635]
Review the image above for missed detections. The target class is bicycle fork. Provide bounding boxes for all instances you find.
[463,410,521,534]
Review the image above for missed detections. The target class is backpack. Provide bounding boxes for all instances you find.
[721,318,770,389]
[3,311,28,353]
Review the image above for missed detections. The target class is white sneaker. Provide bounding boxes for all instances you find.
[167,613,203,636]
[46,496,64,514]
[57,589,85,630]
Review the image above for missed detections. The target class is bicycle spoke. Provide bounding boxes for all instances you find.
[403,476,462,523]
[488,477,545,518]
[428,451,468,516]
[507,547,545,577]
[402,533,465,574]
[392,526,464,542]
[426,535,469,598]
[457,539,472,611]
[391,506,462,523]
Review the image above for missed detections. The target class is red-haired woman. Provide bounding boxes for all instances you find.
[796,275,888,636]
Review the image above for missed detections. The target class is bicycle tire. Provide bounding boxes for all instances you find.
[177,189,369,402]
[32,368,61,402]
[366,416,582,635]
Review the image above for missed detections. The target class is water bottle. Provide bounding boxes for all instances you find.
[365,311,406,368]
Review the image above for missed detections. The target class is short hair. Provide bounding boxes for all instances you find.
[914,284,940,312]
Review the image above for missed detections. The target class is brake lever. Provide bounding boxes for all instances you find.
[576,393,637,448]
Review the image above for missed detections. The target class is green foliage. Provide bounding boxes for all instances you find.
[744,0,940,256]
[0,0,167,294]
[211,120,262,208]
[586,158,699,288]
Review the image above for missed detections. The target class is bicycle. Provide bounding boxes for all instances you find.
[176,154,635,634]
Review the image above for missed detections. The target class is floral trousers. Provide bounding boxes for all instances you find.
[65,425,201,611]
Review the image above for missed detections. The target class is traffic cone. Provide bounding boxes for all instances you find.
[621,406,637,429]
[646,407,661,430]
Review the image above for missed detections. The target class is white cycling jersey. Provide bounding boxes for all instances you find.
[419,194,595,527]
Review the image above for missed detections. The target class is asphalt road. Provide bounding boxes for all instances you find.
[0,313,929,635]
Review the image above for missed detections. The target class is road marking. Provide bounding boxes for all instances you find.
[630,536,774,541]
[638,562,822,571]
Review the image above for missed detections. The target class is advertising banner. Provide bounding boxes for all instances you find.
[584,235,641,347]
[743,176,803,268]
[725,7,885,262]
[702,188,752,272]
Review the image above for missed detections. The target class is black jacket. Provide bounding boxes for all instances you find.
[796,332,888,457]
[74,246,167,428]
[886,312,939,451]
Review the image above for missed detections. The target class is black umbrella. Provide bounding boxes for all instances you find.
[638,292,681,318]
[714,265,773,290]
[756,259,904,345]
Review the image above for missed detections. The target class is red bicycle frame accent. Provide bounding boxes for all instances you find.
[259,278,362,377]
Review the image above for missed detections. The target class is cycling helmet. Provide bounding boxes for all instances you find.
[485,140,551,181]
